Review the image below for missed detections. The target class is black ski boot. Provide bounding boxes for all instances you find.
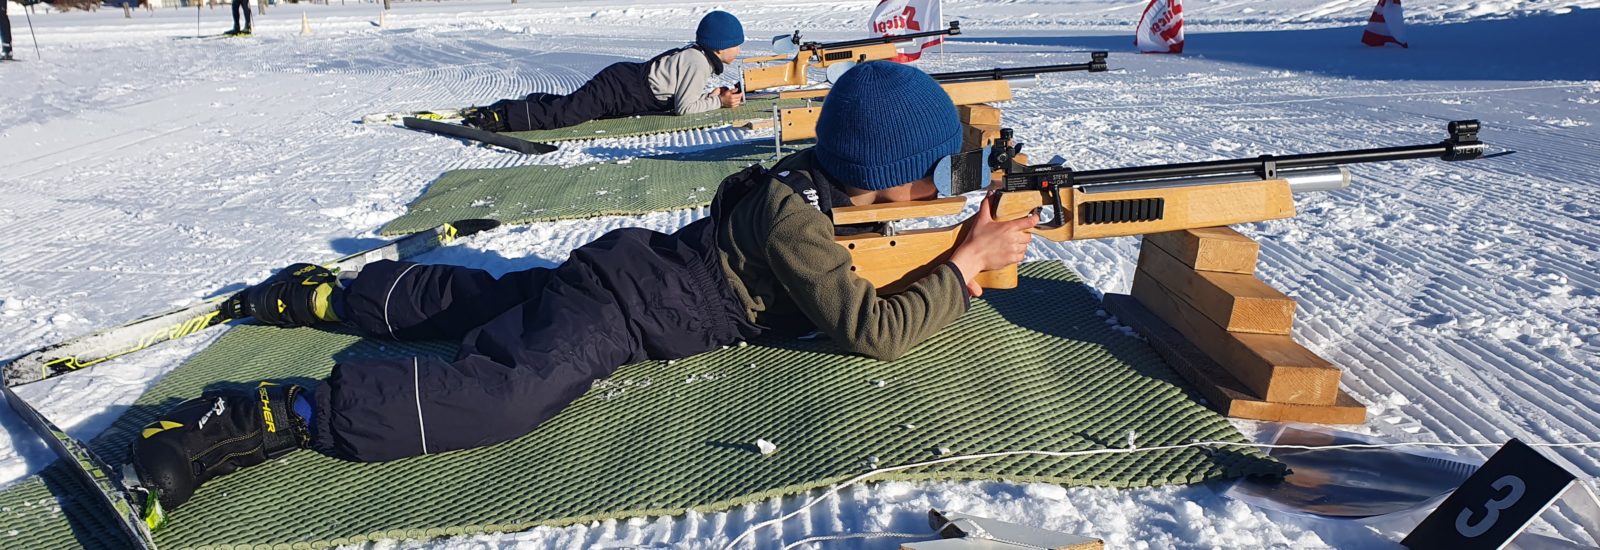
[461,105,510,132]
[1,47,14,61]
[130,382,309,511]
[220,263,340,327]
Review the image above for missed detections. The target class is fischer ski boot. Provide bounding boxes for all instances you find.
[130,382,309,511]
[220,263,341,327]
[461,105,510,133]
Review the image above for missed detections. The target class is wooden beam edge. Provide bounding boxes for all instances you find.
[1103,293,1367,424]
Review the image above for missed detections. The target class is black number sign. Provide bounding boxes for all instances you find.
[1403,439,1577,550]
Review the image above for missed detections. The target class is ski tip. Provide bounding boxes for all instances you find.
[447,219,502,237]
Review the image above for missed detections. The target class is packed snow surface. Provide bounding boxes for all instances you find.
[2,0,1598,547]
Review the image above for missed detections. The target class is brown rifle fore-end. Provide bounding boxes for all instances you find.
[832,179,1297,291]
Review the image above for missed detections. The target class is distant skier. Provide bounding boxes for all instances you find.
[459,10,748,133]
[226,0,252,36]
[2,0,14,61]
[127,62,1039,512]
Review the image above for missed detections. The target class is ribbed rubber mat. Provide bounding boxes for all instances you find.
[0,262,1282,549]
[501,99,803,143]
[379,140,805,236]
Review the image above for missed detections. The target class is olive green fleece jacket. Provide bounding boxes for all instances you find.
[715,177,970,361]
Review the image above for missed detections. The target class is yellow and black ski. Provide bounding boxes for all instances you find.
[2,382,159,548]
[1,219,500,387]
[361,108,465,125]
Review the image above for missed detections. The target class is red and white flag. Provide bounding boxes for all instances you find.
[868,0,943,62]
[1135,0,1185,53]
[1361,0,1409,48]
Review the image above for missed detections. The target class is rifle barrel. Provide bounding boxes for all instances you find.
[811,23,960,51]
[1070,141,1475,186]
[932,62,1099,82]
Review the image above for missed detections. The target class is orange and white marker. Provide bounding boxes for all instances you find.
[1361,0,1409,48]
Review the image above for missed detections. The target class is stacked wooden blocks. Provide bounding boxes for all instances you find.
[959,104,1003,151]
[1102,227,1367,424]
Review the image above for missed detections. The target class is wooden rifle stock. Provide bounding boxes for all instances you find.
[831,178,1297,291]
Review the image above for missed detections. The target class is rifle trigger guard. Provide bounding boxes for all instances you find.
[1045,182,1069,229]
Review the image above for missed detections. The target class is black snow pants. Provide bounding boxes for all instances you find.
[2,0,12,55]
[490,60,669,132]
[309,218,760,462]
[231,0,251,31]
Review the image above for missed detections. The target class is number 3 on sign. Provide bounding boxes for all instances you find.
[1402,439,1580,550]
[1455,475,1527,537]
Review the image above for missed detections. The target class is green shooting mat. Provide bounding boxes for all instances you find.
[0,261,1283,549]
[501,98,804,143]
[379,140,803,236]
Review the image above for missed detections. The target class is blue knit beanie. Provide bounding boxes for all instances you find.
[814,62,962,191]
[696,11,745,51]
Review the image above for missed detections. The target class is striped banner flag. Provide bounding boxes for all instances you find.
[1135,0,1185,54]
[869,0,943,62]
[1361,0,1410,48]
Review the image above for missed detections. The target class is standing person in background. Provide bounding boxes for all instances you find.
[2,0,15,61]
[227,0,252,36]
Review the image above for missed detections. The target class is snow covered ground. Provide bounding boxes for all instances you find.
[2,0,1599,547]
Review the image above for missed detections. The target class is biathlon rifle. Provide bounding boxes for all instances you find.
[769,51,1109,100]
[742,21,962,91]
[772,53,1111,143]
[833,120,1492,291]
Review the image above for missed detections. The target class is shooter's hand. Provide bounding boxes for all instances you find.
[719,87,745,108]
[949,192,1038,298]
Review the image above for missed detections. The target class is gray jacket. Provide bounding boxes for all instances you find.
[646,46,723,116]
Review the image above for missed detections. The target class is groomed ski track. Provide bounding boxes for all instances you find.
[1,0,1597,547]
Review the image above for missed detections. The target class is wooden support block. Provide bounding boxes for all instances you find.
[832,197,968,225]
[958,103,1002,126]
[1130,271,1342,405]
[777,88,831,100]
[778,81,1011,104]
[778,106,821,142]
[962,123,1001,151]
[1103,294,1366,424]
[1142,227,1260,274]
[940,79,1014,105]
[1136,243,1295,335]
